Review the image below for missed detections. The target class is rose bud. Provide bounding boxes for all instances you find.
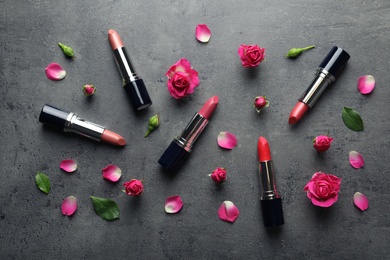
[285,45,315,59]
[58,42,75,58]
[82,84,96,96]
[145,114,159,137]
[313,135,333,152]
[253,96,269,113]
[123,179,144,196]
[209,167,227,184]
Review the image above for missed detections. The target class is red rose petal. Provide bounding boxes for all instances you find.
[218,201,239,223]
[217,132,237,150]
[165,196,183,214]
[45,62,66,80]
[102,164,122,182]
[358,75,375,95]
[353,192,369,211]
[60,159,77,173]
[195,24,211,43]
[61,196,77,216]
[349,151,364,169]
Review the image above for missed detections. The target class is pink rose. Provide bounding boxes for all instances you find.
[123,179,144,196]
[165,58,199,99]
[82,84,96,96]
[238,44,266,68]
[304,172,341,207]
[209,167,227,183]
[253,96,269,113]
[313,135,333,152]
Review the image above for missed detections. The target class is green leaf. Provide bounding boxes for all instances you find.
[90,196,120,221]
[35,171,51,194]
[342,107,364,131]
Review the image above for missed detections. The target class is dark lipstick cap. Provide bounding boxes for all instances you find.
[124,79,152,111]
[261,198,284,227]
[158,141,189,172]
[39,104,70,130]
[319,46,350,78]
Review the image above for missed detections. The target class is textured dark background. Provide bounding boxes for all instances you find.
[1,0,389,259]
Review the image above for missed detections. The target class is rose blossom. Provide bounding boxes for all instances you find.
[313,135,333,152]
[123,179,144,196]
[238,44,266,68]
[165,58,199,99]
[209,167,227,183]
[304,172,341,207]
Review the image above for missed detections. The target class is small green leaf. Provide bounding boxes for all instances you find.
[35,171,51,194]
[342,107,364,131]
[90,196,120,221]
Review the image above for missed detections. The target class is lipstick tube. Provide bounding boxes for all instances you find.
[158,96,218,172]
[108,29,152,111]
[258,136,284,227]
[39,104,126,146]
[289,46,350,124]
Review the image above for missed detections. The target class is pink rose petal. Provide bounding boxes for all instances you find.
[45,62,66,80]
[349,151,364,169]
[165,196,183,214]
[358,75,375,94]
[61,196,77,216]
[217,132,237,150]
[60,159,77,173]
[218,201,239,223]
[354,192,369,211]
[195,24,211,43]
[102,164,122,182]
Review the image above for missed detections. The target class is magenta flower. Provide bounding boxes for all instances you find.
[238,44,266,68]
[123,179,144,196]
[253,96,269,113]
[304,172,341,207]
[209,167,227,183]
[313,135,333,152]
[165,58,199,99]
[82,84,96,96]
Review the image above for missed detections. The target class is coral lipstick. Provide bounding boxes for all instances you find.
[158,96,219,172]
[288,46,350,124]
[257,136,284,227]
[108,29,152,111]
[39,104,126,147]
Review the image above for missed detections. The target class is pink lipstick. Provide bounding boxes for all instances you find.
[158,96,219,172]
[39,104,126,147]
[288,46,350,124]
[108,29,152,111]
[257,136,284,227]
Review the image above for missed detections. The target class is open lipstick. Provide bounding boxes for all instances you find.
[289,46,350,124]
[158,96,219,172]
[39,104,126,147]
[108,29,152,111]
[257,136,284,227]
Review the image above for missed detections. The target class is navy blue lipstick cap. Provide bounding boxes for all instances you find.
[158,142,189,172]
[319,46,350,78]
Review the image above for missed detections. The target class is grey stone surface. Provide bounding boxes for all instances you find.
[1,0,390,259]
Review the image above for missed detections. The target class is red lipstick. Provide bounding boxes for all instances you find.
[39,104,126,147]
[257,136,284,227]
[108,29,152,111]
[158,96,219,172]
[288,46,350,124]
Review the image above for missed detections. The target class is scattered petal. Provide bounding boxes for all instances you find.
[354,192,369,211]
[61,196,77,216]
[165,196,183,214]
[358,75,375,95]
[35,171,51,194]
[102,164,122,182]
[349,151,364,169]
[195,24,211,43]
[217,132,237,150]
[218,201,240,223]
[45,62,66,80]
[60,159,77,173]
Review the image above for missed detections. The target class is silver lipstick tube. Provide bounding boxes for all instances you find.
[299,68,336,108]
[258,161,280,200]
[173,113,209,152]
[64,113,105,141]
